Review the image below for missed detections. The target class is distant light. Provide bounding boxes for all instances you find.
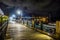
[9,17,13,20]
[12,14,16,17]
[9,20,16,24]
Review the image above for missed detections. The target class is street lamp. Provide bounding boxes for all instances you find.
[16,10,23,19]
[16,10,22,16]
[16,10,23,23]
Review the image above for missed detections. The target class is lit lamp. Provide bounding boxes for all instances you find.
[16,10,23,23]
[16,10,22,18]
[16,10,22,16]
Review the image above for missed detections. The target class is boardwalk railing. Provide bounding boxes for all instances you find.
[22,20,56,35]
[0,21,8,40]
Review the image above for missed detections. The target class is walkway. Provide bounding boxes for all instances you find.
[5,21,53,40]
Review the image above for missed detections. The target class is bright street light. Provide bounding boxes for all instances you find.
[16,10,22,16]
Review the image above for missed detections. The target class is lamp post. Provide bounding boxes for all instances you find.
[16,10,23,23]
[16,10,22,18]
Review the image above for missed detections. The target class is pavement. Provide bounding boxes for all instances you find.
[5,21,54,40]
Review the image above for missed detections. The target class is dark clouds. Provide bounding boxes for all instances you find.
[1,0,60,16]
[1,0,58,10]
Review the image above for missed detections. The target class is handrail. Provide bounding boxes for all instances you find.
[0,20,8,40]
[0,21,8,29]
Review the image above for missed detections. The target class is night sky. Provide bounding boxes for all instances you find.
[0,0,60,21]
